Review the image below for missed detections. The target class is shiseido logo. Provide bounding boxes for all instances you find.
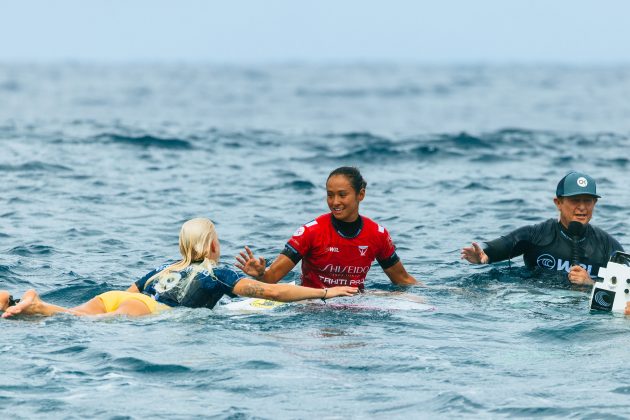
[322,264,370,274]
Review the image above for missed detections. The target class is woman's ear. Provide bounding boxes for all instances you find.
[357,188,366,202]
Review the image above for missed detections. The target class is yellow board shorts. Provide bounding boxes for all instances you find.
[96,291,171,314]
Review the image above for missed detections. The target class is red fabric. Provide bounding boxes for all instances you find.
[286,213,396,289]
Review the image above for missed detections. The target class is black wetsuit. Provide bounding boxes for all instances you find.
[483,218,623,277]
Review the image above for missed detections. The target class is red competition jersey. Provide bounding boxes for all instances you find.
[286,213,397,289]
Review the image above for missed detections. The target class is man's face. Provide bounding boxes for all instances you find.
[554,194,598,228]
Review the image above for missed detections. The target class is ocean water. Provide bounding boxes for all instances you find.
[1,63,630,419]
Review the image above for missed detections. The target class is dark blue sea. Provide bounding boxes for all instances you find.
[1,63,630,419]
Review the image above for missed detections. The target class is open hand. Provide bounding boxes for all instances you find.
[461,242,489,264]
[325,286,359,299]
[235,246,266,279]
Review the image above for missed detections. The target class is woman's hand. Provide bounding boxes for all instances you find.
[324,286,359,299]
[461,242,489,264]
[235,246,266,279]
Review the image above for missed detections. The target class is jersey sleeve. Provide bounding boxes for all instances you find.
[286,221,316,259]
[609,236,624,255]
[375,226,400,269]
[135,267,161,292]
[483,225,537,263]
[280,243,303,264]
[214,265,247,297]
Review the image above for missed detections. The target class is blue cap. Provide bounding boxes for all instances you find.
[556,171,600,198]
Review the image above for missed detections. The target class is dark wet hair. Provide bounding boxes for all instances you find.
[327,167,367,193]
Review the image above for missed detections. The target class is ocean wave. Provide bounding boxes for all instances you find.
[8,244,54,257]
[0,161,72,172]
[431,392,485,414]
[0,80,20,92]
[112,356,192,374]
[296,85,425,98]
[281,180,316,191]
[40,282,114,305]
[95,133,193,149]
[491,406,571,417]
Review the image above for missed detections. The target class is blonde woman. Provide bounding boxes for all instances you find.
[1,218,358,318]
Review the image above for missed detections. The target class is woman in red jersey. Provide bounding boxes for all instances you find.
[236,167,419,290]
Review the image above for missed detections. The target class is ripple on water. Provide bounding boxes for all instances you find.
[94,133,193,150]
[0,161,72,172]
[8,244,55,257]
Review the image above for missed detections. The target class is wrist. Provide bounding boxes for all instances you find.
[321,288,328,301]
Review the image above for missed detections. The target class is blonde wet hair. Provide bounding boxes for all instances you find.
[144,218,218,289]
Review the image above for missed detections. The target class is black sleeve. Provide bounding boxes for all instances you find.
[483,225,536,263]
[609,236,624,254]
[280,243,303,264]
[377,251,400,270]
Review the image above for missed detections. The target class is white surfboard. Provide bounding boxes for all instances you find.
[222,282,295,313]
[223,285,435,313]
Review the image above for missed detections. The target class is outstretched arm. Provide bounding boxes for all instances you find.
[383,261,420,286]
[461,242,489,264]
[232,278,358,302]
[235,246,296,284]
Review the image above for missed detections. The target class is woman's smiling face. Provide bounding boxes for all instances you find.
[326,174,365,222]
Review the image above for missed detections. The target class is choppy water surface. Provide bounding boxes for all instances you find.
[1,64,630,418]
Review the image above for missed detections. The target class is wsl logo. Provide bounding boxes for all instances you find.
[536,254,556,269]
[536,253,593,274]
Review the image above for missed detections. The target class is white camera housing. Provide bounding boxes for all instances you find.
[590,259,630,312]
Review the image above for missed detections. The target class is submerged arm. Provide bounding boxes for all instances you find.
[383,261,420,286]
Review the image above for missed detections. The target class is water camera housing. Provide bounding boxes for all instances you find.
[590,251,630,312]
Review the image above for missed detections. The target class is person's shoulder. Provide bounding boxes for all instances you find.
[312,213,330,226]
[140,262,171,278]
[360,215,388,234]
[513,218,556,233]
[588,223,621,243]
[210,264,247,290]
[212,264,246,280]
[293,214,327,235]
[531,218,557,229]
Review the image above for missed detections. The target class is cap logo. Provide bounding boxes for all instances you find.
[576,177,588,188]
